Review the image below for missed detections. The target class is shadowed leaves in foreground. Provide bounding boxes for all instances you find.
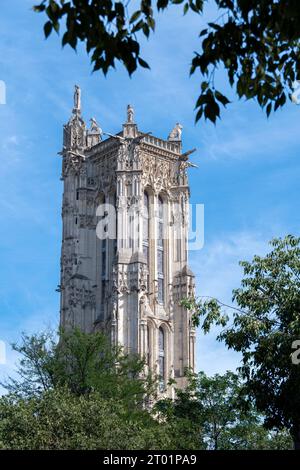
[34,1,300,123]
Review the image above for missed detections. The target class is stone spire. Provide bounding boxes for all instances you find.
[123,103,138,138]
[86,117,102,147]
[63,85,86,152]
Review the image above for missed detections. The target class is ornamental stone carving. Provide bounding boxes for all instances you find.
[67,284,96,309]
[141,154,173,192]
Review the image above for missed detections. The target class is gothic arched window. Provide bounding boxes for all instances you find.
[147,323,151,367]
[143,192,149,263]
[112,192,117,258]
[99,194,106,314]
[157,196,164,304]
[158,327,165,391]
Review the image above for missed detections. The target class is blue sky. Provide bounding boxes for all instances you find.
[0,1,300,389]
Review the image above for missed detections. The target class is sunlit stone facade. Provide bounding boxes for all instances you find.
[59,86,196,396]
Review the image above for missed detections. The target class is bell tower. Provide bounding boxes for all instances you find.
[59,86,196,395]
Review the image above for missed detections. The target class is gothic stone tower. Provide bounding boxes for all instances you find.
[59,86,196,395]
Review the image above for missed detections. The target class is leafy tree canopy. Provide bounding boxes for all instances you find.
[33,1,300,123]
[0,387,181,450]
[183,235,300,448]
[0,329,172,449]
[156,370,292,450]
[0,328,156,406]
[0,328,293,449]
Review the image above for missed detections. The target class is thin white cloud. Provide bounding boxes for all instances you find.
[200,102,300,162]
[191,230,269,300]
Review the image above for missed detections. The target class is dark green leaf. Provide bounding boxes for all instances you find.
[44,21,53,38]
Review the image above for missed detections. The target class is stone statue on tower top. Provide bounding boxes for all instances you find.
[73,84,81,112]
[127,104,134,123]
[168,123,183,141]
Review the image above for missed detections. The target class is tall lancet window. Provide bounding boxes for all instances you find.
[147,324,151,367]
[100,195,107,304]
[158,327,165,391]
[157,196,164,304]
[143,192,149,262]
[113,192,117,259]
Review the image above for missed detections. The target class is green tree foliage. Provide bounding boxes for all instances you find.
[0,388,172,449]
[155,385,205,450]
[184,235,300,449]
[0,328,293,449]
[33,1,300,123]
[0,329,173,449]
[1,328,155,404]
[156,370,293,450]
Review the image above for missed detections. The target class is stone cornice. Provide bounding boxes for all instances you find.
[140,142,180,161]
[85,131,181,162]
[86,138,120,159]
